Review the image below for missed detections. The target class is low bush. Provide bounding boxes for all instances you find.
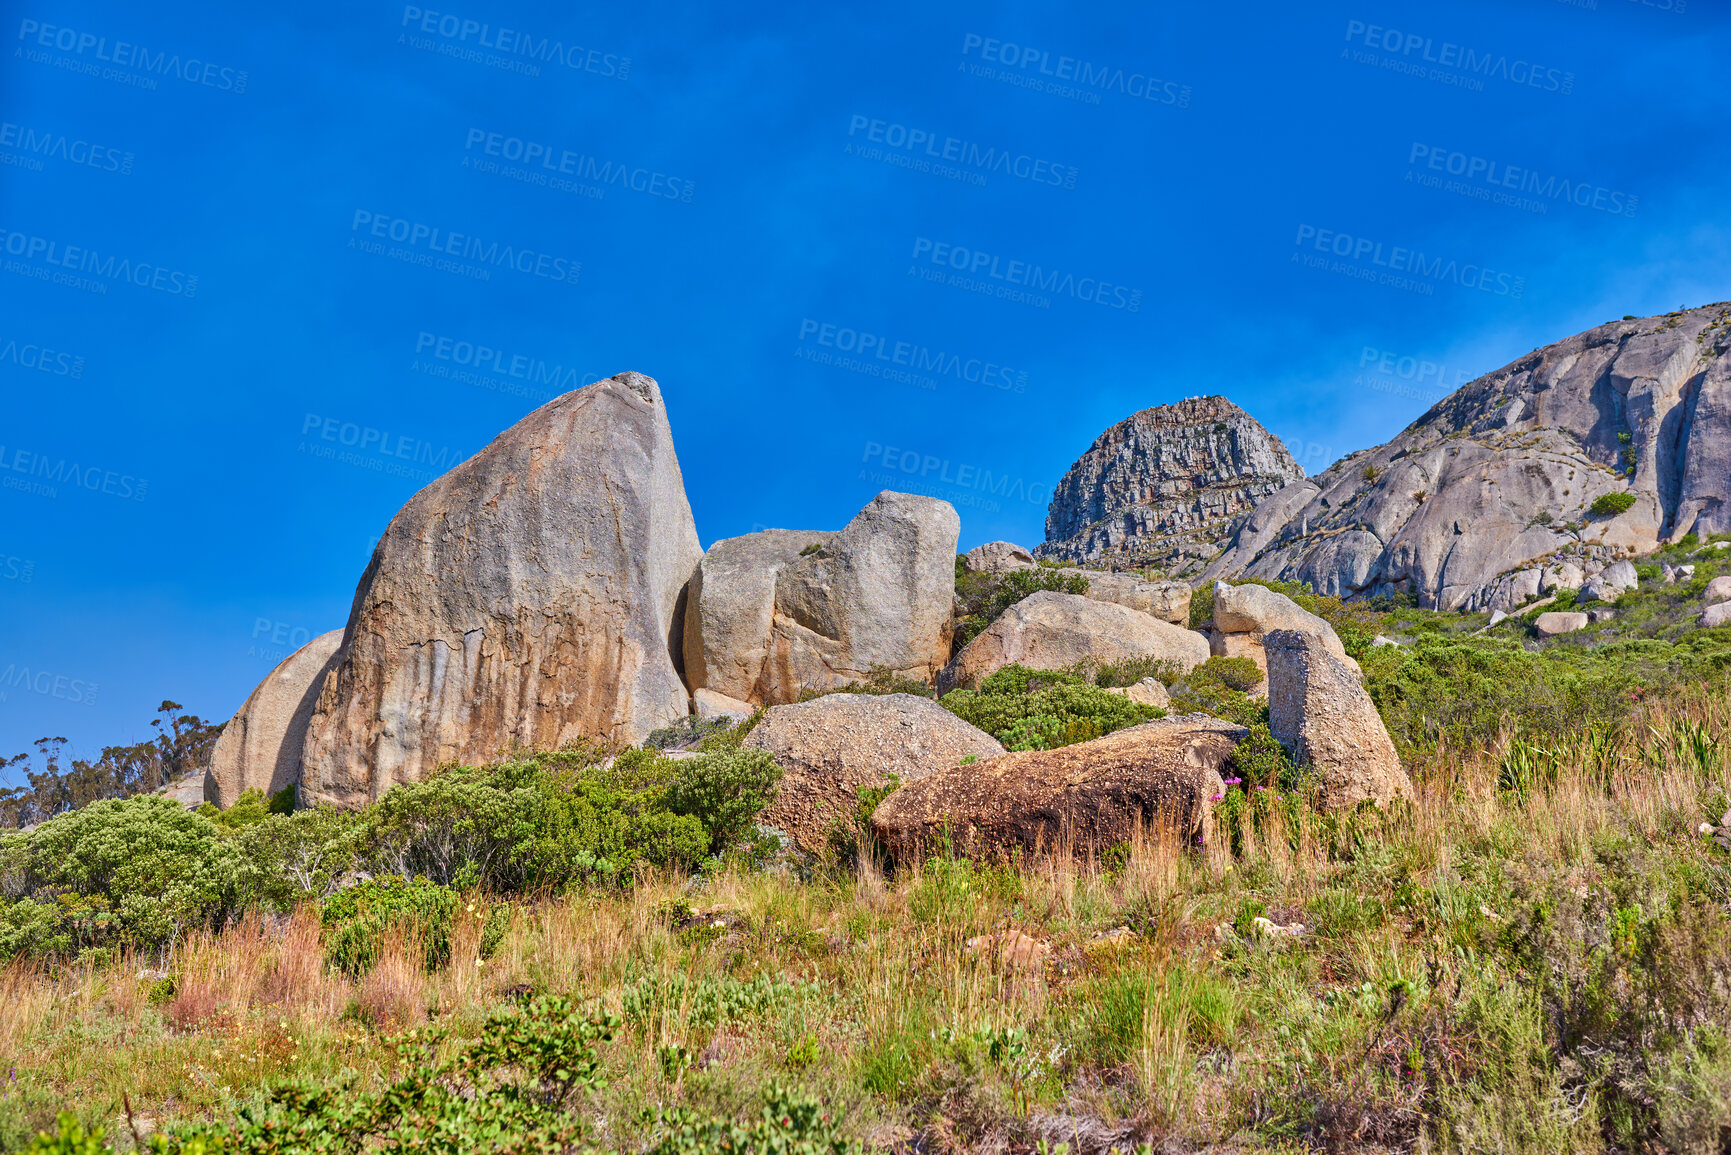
[939,665,1159,751]
[953,564,1089,649]
[1591,491,1638,516]
[0,796,244,951]
[321,875,457,976]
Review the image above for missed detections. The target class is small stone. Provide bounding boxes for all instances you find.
[1702,602,1731,629]
[1488,609,1509,626]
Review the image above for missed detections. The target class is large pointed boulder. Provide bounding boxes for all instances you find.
[1264,629,1412,809]
[204,629,344,808]
[300,372,703,807]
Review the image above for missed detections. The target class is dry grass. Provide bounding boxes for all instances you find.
[1,690,1728,1151]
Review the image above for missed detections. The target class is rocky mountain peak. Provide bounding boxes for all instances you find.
[1202,302,1731,609]
[1036,395,1305,577]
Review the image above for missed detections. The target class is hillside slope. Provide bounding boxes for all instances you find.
[1202,302,1731,609]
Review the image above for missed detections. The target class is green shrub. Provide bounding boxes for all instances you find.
[321,876,457,976]
[119,995,616,1153]
[939,665,1159,751]
[662,746,783,856]
[1188,582,1215,630]
[953,565,1089,648]
[363,747,764,891]
[1091,654,1185,688]
[647,1084,852,1155]
[235,805,363,908]
[0,796,243,951]
[1168,659,1267,728]
[1591,492,1637,516]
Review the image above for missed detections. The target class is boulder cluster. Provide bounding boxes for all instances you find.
[206,370,1415,860]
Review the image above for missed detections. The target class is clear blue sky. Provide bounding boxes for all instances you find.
[2,0,1727,772]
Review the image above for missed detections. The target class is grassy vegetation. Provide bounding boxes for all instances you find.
[4,684,1729,1152]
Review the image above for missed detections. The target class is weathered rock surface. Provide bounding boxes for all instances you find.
[692,687,754,721]
[300,372,703,807]
[1703,576,1731,602]
[744,693,1004,853]
[938,591,1209,693]
[205,629,344,808]
[758,492,959,703]
[1060,569,1191,625]
[1535,611,1589,637]
[870,715,1246,859]
[962,541,1037,574]
[1037,396,1305,578]
[1202,303,1731,608]
[1702,602,1731,629]
[1264,630,1412,809]
[1107,677,1171,710]
[1581,560,1640,604]
[683,529,831,705]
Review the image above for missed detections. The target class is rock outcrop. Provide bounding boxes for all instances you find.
[939,591,1210,693]
[744,693,1004,853]
[747,492,959,703]
[1037,396,1306,578]
[205,629,344,808]
[1535,612,1589,637]
[1207,581,1355,681]
[1265,630,1411,809]
[1202,303,1731,609]
[300,372,704,807]
[1060,569,1191,625]
[962,541,1037,575]
[1580,560,1639,604]
[682,529,831,705]
[962,541,1190,623]
[870,715,1245,859]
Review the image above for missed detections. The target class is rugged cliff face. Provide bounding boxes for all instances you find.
[1202,303,1731,609]
[1036,396,1306,578]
